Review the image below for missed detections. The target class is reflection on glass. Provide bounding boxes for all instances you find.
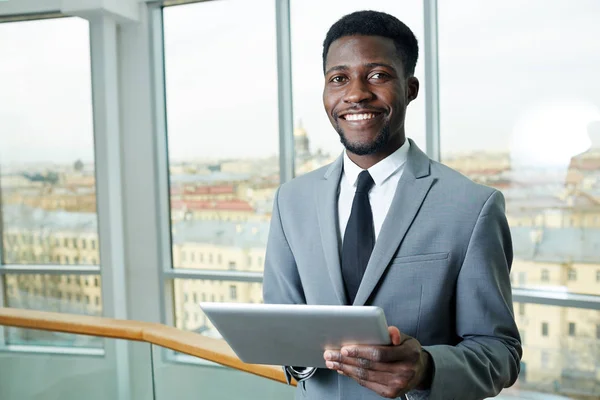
[291,0,426,176]
[0,17,98,266]
[439,1,600,396]
[439,0,600,298]
[163,1,279,273]
[3,274,102,348]
[151,344,294,400]
[173,279,262,336]
[0,336,153,400]
[507,303,600,398]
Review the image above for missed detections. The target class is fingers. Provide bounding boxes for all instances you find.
[323,330,426,397]
[388,326,401,345]
[335,339,421,364]
[332,364,412,399]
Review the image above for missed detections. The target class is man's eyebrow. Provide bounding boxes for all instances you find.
[324,65,348,75]
[364,62,395,70]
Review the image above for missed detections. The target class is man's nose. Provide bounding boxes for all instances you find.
[343,79,374,104]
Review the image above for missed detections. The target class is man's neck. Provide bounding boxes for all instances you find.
[346,137,406,170]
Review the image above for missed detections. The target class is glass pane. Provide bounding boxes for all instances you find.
[439,1,600,296]
[164,1,278,272]
[3,274,102,347]
[173,278,261,335]
[0,17,99,266]
[508,303,600,398]
[151,344,294,400]
[0,336,154,400]
[291,0,425,175]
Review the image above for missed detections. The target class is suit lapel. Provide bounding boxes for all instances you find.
[353,140,435,306]
[315,155,347,305]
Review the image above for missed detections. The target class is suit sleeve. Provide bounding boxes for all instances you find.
[263,187,306,305]
[423,190,522,400]
[263,188,316,383]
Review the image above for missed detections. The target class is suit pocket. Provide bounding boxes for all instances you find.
[390,252,449,264]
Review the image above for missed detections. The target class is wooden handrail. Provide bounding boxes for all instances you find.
[0,307,295,386]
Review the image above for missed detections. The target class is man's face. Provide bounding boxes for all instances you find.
[323,35,418,156]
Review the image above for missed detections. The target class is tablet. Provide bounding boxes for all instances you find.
[199,302,390,368]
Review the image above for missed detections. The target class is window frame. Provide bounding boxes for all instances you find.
[0,13,105,353]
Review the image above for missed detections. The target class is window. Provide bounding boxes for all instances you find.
[541,269,549,282]
[541,351,549,368]
[161,0,278,341]
[229,285,237,300]
[568,322,576,337]
[597,270,600,282]
[597,324,600,340]
[519,303,525,316]
[439,1,600,396]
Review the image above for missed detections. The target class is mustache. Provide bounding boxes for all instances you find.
[333,106,386,120]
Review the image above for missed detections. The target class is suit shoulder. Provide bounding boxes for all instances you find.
[277,163,332,198]
[430,160,499,199]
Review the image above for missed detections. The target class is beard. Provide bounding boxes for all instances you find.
[335,120,391,156]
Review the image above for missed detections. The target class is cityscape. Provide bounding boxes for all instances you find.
[2,123,600,398]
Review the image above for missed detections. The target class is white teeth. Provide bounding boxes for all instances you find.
[344,113,376,121]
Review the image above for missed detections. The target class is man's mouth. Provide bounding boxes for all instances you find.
[341,113,379,121]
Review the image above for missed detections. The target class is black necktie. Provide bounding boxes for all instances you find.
[341,170,375,304]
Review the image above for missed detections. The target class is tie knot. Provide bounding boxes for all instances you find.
[356,170,375,193]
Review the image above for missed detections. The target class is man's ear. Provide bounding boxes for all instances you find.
[406,76,420,103]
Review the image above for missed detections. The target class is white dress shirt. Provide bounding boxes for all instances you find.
[339,139,410,242]
[338,139,430,400]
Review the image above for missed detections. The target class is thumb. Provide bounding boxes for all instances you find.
[388,326,401,346]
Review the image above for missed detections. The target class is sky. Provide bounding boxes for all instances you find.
[1,0,600,166]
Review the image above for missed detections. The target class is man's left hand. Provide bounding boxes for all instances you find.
[324,326,432,399]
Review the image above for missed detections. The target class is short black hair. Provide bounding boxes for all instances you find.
[322,10,419,77]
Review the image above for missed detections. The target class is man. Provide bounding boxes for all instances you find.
[263,10,521,400]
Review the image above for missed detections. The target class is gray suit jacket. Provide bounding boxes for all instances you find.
[263,140,522,400]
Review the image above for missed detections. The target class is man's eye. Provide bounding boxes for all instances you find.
[330,76,347,83]
[370,73,388,80]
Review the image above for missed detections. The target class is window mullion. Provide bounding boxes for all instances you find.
[423,0,441,161]
[87,13,132,400]
[275,0,295,182]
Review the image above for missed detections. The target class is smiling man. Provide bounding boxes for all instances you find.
[263,10,522,400]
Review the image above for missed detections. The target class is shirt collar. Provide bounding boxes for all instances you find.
[343,139,410,187]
